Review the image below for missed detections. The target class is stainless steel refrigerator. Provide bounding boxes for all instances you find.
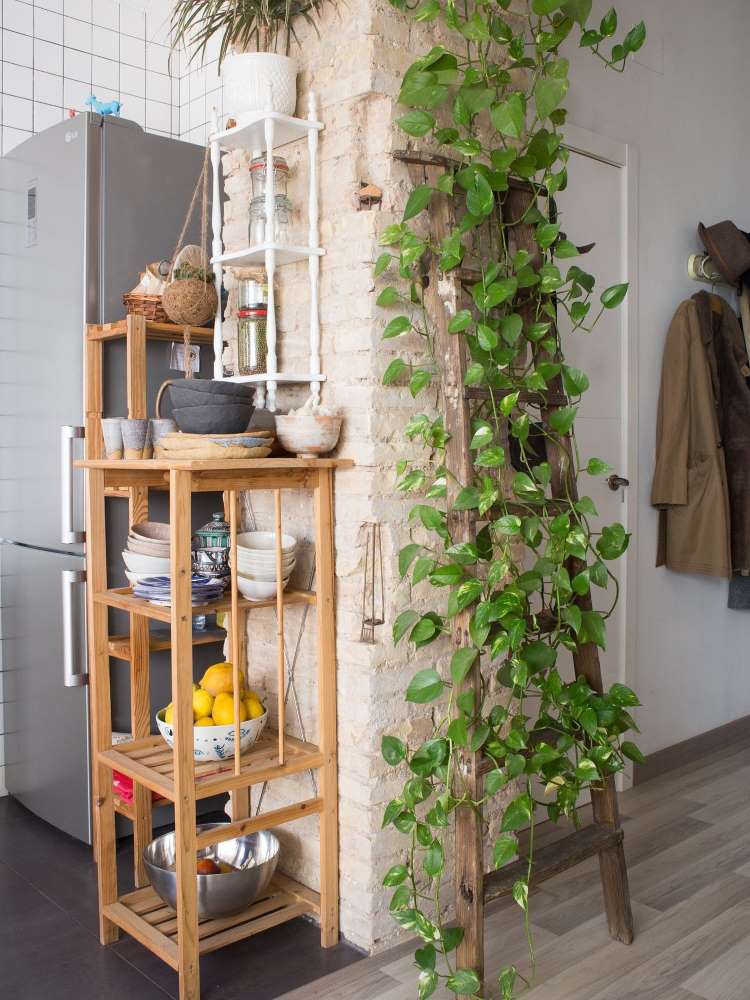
[0,113,215,843]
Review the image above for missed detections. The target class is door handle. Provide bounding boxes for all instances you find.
[607,474,630,491]
[62,569,87,687]
[61,425,85,544]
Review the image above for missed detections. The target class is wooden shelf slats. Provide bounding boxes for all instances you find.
[108,627,227,661]
[95,586,315,624]
[104,876,319,967]
[87,320,215,344]
[98,729,323,802]
[483,824,623,904]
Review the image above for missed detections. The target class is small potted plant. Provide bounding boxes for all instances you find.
[171,0,330,123]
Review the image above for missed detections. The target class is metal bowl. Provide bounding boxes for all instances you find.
[143,824,280,918]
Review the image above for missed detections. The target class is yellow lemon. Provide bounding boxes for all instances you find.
[199,662,245,697]
[245,687,261,701]
[212,691,248,726]
[244,695,265,720]
[164,703,174,724]
[194,716,214,727]
[192,688,214,721]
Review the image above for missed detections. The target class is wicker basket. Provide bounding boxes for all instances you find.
[162,278,217,327]
[123,292,168,322]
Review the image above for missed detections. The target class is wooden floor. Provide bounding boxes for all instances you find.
[279,734,750,1000]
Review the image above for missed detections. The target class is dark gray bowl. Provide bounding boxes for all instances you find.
[172,402,253,434]
[169,382,253,409]
[172,379,252,398]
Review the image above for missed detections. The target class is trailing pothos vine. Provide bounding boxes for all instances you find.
[376,2,646,998]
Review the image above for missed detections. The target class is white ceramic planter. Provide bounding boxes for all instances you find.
[222,52,298,121]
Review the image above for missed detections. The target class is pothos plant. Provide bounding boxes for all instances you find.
[376,2,646,999]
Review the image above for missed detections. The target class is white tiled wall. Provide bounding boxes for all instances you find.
[0,0,180,155]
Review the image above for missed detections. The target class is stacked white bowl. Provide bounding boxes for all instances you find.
[235,531,296,601]
[123,521,171,585]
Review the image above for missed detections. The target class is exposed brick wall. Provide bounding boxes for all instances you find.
[217,0,520,952]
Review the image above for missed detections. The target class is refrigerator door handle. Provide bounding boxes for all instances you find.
[61,425,85,544]
[62,569,87,687]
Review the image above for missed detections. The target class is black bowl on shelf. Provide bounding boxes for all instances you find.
[172,402,254,434]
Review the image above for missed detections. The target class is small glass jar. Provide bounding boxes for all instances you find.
[237,306,268,376]
[238,274,268,310]
[249,195,292,245]
[249,155,289,198]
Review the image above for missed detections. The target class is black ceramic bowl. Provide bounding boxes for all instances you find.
[169,381,253,409]
[172,402,254,435]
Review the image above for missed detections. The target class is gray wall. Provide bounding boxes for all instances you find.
[567,0,750,754]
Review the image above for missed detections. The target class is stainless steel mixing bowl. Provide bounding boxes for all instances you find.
[143,823,280,918]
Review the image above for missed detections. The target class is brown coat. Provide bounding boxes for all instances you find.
[651,296,731,577]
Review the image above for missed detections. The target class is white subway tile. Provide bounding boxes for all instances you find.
[118,3,145,39]
[92,0,118,30]
[63,76,91,109]
[92,54,118,89]
[188,95,205,132]
[92,24,117,60]
[34,38,63,75]
[2,30,34,67]
[145,41,169,75]
[145,99,170,133]
[2,93,33,130]
[63,45,91,83]
[2,0,33,36]
[64,0,91,21]
[145,68,170,103]
[33,101,64,131]
[123,93,144,126]
[2,125,32,155]
[63,15,91,52]
[119,62,144,96]
[146,9,170,46]
[34,8,63,44]
[2,61,32,99]
[34,68,63,105]
[119,31,144,67]
[36,0,63,12]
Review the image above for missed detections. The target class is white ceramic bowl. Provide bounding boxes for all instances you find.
[156,708,267,762]
[130,521,170,543]
[122,550,171,575]
[126,570,164,586]
[238,560,295,583]
[127,536,170,558]
[236,551,296,572]
[274,414,342,457]
[237,531,297,554]
[237,575,291,602]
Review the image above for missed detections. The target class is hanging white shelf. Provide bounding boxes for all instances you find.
[209,97,324,412]
[211,111,323,153]
[211,243,325,268]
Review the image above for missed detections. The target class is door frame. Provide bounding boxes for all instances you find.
[564,123,640,789]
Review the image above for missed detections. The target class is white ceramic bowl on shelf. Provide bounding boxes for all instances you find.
[237,561,295,583]
[236,551,296,573]
[122,550,171,575]
[274,414,342,458]
[236,531,297,554]
[127,536,170,558]
[236,575,291,602]
[156,708,267,762]
[130,521,170,543]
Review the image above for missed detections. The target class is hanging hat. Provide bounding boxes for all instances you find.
[697,220,750,285]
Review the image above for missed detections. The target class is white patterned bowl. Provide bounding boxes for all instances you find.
[156,708,267,762]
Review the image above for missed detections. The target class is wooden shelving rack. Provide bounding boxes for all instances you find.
[79,454,349,999]
[83,313,350,997]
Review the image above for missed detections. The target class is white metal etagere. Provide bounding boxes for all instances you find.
[209,94,325,412]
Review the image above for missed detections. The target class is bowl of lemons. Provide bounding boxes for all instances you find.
[156,661,267,761]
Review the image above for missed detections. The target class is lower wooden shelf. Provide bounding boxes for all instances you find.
[108,626,227,661]
[95,586,315,624]
[104,873,320,967]
[100,729,324,802]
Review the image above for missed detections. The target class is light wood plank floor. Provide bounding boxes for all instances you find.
[280,735,750,999]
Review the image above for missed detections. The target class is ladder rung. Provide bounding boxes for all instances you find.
[483,824,623,904]
[464,386,569,407]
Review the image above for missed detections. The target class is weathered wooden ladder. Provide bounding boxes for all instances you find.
[394,150,634,992]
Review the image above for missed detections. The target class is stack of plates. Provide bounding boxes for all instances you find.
[132,573,227,607]
[155,431,275,461]
[234,531,297,601]
[124,522,171,585]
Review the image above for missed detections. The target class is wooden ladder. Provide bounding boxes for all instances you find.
[395,151,634,991]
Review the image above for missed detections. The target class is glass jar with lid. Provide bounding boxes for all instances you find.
[249,155,289,198]
[237,306,268,376]
[249,195,292,245]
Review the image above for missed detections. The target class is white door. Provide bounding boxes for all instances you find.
[554,129,636,781]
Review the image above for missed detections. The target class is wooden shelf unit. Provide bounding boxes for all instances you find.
[81,456,349,999]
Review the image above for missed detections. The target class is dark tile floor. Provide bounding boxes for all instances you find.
[0,796,362,999]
